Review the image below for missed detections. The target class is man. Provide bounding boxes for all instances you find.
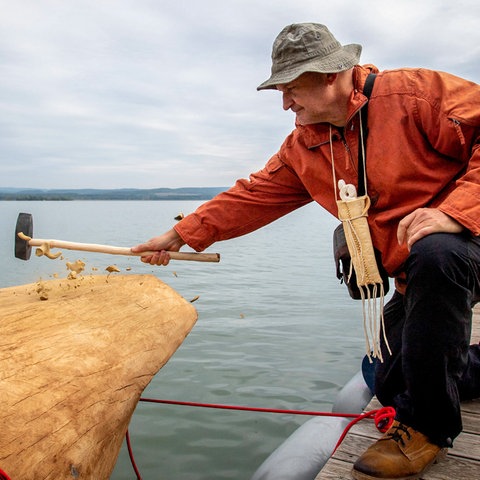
[132,23,480,479]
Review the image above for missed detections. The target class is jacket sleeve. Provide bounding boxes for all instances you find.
[174,153,312,251]
[413,69,480,235]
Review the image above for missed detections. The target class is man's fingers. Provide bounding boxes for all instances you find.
[131,242,150,253]
[397,212,415,245]
[397,208,464,250]
[146,250,171,266]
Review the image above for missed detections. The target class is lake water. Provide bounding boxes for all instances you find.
[1,200,387,479]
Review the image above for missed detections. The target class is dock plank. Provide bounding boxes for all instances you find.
[315,306,480,480]
[318,455,480,480]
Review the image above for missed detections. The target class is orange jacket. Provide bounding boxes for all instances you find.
[175,65,480,279]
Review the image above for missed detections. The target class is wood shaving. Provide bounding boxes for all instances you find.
[35,243,62,260]
[18,232,61,259]
[66,260,86,274]
[35,281,49,301]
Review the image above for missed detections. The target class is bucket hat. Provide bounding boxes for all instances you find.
[257,23,362,90]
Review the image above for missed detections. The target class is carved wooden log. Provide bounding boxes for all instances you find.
[0,274,197,479]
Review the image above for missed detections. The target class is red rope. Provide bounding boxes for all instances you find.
[139,398,395,453]
[139,397,361,417]
[0,469,11,480]
[124,397,396,478]
[333,406,396,452]
[126,429,143,480]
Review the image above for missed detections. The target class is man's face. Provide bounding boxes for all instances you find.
[276,72,338,125]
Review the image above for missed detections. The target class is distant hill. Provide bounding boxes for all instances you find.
[0,187,227,201]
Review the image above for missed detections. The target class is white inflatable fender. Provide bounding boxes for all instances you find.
[332,369,374,414]
[250,370,373,480]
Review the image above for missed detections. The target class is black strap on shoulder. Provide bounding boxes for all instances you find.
[357,73,377,197]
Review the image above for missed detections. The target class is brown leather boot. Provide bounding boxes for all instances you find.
[351,421,447,479]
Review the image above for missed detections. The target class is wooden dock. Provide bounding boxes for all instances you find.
[315,307,480,480]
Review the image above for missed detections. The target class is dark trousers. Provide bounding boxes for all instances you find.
[375,232,480,447]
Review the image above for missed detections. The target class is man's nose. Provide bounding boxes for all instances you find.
[282,92,294,111]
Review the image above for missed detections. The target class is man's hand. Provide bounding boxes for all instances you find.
[397,208,464,250]
[131,228,186,266]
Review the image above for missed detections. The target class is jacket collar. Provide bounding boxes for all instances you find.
[296,64,379,149]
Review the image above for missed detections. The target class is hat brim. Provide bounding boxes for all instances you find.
[257,43,362,91]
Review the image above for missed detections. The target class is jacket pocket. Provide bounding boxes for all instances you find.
[263,154,286,174]
[449,118,466,146]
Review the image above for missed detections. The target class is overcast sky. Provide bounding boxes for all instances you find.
[1,0,479,189]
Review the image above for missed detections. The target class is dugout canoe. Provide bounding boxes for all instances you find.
[0,274,197,480]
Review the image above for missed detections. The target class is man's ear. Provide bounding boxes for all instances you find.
[325,73,339,85]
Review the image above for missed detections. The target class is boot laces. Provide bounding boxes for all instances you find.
[386,422,412,447]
